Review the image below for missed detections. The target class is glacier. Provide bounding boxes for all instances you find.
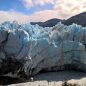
[0,21,86,78]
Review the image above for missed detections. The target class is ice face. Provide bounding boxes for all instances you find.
[0,21,86,77]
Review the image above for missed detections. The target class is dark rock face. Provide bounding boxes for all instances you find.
[63,12,86,27]
[31,18,62,27]
[0,76,24,85]
[0,57,27,85]
[0,57,22,75]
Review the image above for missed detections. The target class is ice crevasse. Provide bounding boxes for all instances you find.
[0,21,86,78]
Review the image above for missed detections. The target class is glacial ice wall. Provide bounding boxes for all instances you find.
[0,21,86,78]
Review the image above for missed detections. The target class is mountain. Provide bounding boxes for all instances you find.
[63,12,86,27]
[31,18,62,27]
[31,12,86,27]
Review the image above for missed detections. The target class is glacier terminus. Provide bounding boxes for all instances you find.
[0,21,86,78]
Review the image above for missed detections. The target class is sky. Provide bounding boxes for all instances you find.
[0,0,86,23]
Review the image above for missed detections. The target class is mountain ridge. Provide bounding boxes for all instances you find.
[31,12,86,27]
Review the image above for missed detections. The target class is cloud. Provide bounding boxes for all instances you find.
[29,10,59,21]
[21,0,86,20]
[30,0,86,20]
[0,10,30,23]
[22,0,55,9]
[0,10,56,23]
[34,0,55,6]
[0,0,86,23]
[22,0,33,9]
[0,10,59,23]
[53,0,86,19]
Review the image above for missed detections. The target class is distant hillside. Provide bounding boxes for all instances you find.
[31,18,62,27]
[30,12,86,27]
[63,12,86,27]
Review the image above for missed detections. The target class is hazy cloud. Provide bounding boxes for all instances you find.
[22,0,55,9]
[22,0,86,20]
[22,0,33,9]
[0,10,30,23]
[0,0,86,23]
[53,0,86,19]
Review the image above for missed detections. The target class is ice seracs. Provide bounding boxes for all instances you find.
[0,21,86,78]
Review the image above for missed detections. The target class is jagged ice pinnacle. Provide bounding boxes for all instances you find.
[0,21,86,78]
